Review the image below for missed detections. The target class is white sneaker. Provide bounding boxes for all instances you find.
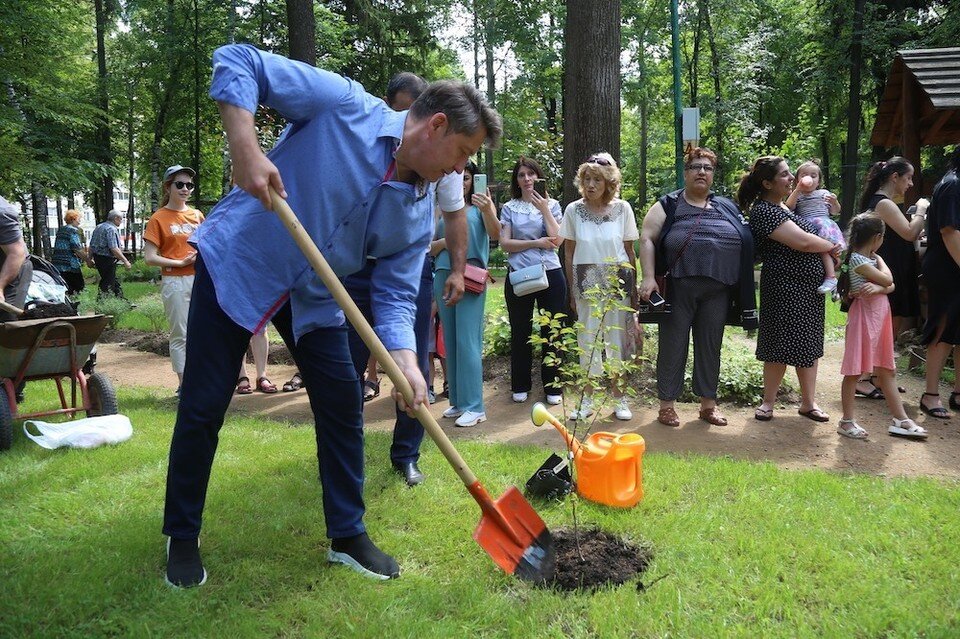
[614,400,633,421]
[569,400,593,421]
[512,392,529,403]
[455,411,487,427]
[546,394,562,406]
[817,277,838,294]
[442,406,463,418]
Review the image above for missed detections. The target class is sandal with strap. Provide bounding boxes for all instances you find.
[657,406,680,427]
[855,378,884,400]
[798,407,830,422]
[837,419,868,439]
[919,392,951,419]
[699,406,728,426]
[236,376,253,395]
[256,377,278,394]
[754,406,774,422]
[282,373,303,392]
[889,417,928,439]
[363,379,380,402]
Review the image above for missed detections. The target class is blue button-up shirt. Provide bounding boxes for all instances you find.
[194,45,435,350]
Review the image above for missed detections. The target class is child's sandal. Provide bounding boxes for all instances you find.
[837,419,868,439]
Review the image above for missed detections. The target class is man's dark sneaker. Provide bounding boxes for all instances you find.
[165,537,207,588]
[328,533,399,580]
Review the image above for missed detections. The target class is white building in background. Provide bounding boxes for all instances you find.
[37,184,138,253]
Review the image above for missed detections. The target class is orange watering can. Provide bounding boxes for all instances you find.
[531,403,645,508]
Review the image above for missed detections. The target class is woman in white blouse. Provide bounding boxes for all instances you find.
[559,153,639,421]
[499,156,567,405]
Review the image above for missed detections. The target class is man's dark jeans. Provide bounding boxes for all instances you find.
[93,254,123,299]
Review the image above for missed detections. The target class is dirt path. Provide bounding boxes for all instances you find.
[96,339,960,480]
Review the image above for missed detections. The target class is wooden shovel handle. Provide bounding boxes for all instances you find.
[269,189,478,487]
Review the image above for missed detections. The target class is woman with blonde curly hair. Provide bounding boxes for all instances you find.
[558,152,639,421]
[52,209,87,295]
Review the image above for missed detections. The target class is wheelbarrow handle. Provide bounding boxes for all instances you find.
[268,189,479,488]
[0,300,24,316]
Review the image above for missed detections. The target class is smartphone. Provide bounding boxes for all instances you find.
[534,179,547,198]
[649,291,666,307]
[474,173,487,194]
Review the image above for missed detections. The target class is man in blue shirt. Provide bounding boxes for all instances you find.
[163,44,502,588]
[88,210,131,300]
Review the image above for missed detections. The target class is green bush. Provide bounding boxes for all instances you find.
[132,293,167,333]
[76,288,131,329]
[120,260,161,282]
[487,245,507,269]
[482,308,512,356]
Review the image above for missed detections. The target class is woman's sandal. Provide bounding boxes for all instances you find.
[754,407,774,422]
[919,392,951,419]
[282,373,303,392]
[889,417,928,439]
[798,407,830,422]
[855,378,884,400]
[256,377,278,394]
[363,379,380,402]
[236,376,253,395]
[699,406,728,426]
[837,418,868,439]
[657,406,680,427]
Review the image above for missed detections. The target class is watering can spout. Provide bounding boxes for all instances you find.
[531,403,581,455]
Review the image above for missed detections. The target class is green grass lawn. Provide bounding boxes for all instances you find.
[1,383,959,637]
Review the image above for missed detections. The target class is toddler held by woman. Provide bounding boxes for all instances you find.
[786,160,843,294]
[836,213,927,440]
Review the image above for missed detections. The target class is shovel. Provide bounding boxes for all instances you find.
[269,189,555,583]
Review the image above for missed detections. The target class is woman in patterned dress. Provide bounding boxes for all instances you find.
[739,157,840,423]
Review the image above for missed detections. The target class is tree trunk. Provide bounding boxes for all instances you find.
[640,100,648,206]
[286,0,316,65]
[192,0,202,205]
[56,197,63,228]
[31,184,51,258]
[223,0,237,197]
[562,0,621,206]
[484,0,496,182]
[703,0,723,183]
[94,0,114,222]
[840,0,866,229]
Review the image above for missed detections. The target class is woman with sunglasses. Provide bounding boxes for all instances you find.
[499,156,567,405]
[144,165,205,392]
[639,147,757,427]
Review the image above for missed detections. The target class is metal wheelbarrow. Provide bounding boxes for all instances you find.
[0,313,116,450]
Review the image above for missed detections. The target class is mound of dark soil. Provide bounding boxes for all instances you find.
[548,527,652,592]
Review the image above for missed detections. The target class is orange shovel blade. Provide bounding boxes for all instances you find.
[470,483,556,583]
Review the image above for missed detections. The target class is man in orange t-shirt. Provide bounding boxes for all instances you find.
[144,165,205,389]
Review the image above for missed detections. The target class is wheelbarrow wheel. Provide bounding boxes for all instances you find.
[0,395,11,451]
[86,373,118,417]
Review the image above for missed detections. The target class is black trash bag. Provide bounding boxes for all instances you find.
[525,452,573,500]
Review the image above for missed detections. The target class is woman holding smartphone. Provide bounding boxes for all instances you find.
[639,147,756,427]
[499,156,567,405]
[432,161,499,427]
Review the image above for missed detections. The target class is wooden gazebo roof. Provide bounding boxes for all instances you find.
[870,47,960,148]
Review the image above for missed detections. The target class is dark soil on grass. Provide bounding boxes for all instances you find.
[548,527,653,592]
